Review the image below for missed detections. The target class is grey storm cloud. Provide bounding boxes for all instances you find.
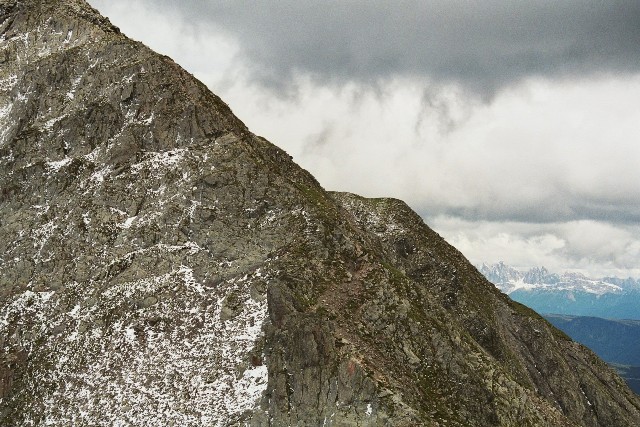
[143,0,640,95]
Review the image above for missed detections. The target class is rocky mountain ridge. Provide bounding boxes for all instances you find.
[1,0,640,425]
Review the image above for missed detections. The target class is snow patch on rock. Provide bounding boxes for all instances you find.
[2,267,271,426]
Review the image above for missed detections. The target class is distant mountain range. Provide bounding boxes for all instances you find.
[479,262,640,320]
[479,263,640,394]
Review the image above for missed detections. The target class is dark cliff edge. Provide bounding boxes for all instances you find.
[1,1,639,425]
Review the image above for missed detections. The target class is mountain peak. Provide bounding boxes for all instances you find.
[1,0,120,33]
[2,3,640,426]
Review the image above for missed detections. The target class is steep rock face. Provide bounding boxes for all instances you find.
[1,1,640,426]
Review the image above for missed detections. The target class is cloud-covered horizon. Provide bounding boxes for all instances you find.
[431,215,640,278]
[87,0,640,278]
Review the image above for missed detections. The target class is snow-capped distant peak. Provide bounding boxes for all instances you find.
[479,262,626,295]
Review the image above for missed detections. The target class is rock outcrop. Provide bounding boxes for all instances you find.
[1,0,639,425]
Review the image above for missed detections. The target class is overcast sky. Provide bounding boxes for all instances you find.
[88,0,640,278]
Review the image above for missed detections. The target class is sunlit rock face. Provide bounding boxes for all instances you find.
[2,1,640,426]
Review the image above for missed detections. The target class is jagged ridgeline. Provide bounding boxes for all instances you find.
[1,0,639,425]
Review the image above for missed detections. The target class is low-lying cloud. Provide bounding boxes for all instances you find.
[432,216,640,278]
